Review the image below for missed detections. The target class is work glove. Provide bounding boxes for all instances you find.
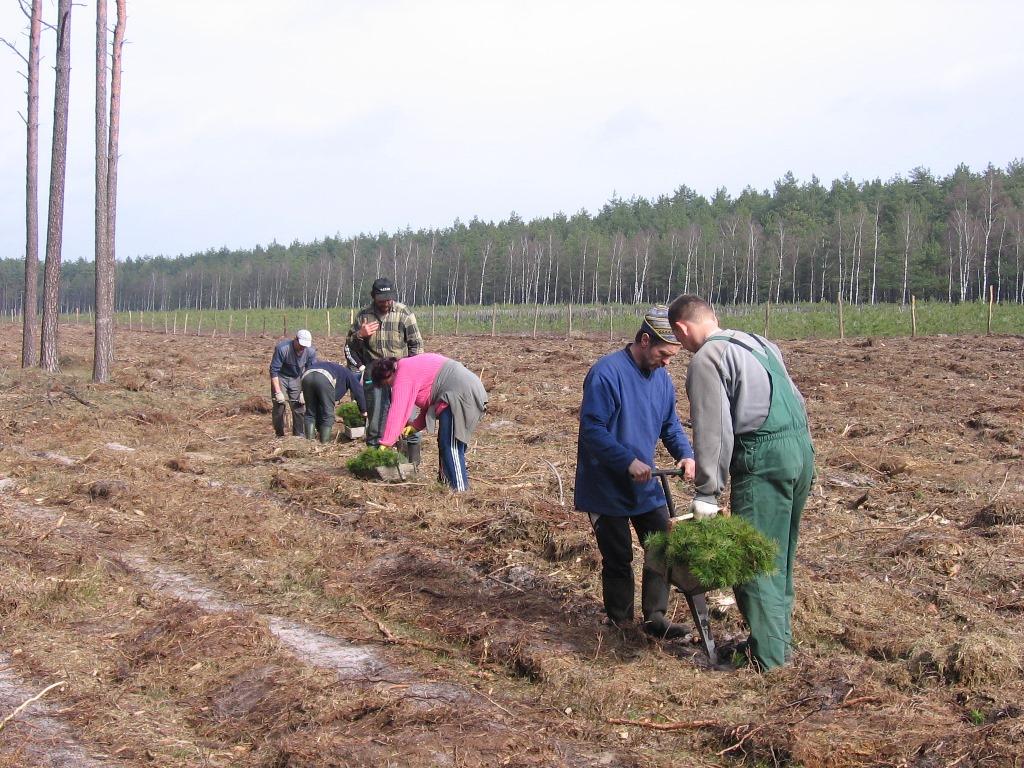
[689,499,720,520]
[401,425,417,437]
[274,391,287,404]
[298,392,305,405]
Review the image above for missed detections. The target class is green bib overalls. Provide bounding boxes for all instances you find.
[709,334,814,670]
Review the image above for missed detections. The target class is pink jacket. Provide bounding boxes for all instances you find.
[380,353,449,446]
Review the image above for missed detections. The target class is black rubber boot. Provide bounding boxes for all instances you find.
[640,559,688,638]
[602,575,634,625]
[643,612,691,640]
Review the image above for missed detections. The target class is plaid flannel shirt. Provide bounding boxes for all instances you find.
[346,301,423,364]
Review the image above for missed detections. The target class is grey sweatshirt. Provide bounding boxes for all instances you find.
[429,360,488,444]
[686,330,806,503]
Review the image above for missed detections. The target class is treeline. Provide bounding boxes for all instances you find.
[3,161,1023,315]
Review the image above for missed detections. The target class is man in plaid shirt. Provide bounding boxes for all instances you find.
[346,277,424,446]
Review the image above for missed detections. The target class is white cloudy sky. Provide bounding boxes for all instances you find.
[0,0,1021,262]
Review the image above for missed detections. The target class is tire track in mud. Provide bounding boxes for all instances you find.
[11,442,703,686]
[0,658,112,768]
[0,473,638,767]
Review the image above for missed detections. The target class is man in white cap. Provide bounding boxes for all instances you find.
[269,329,317,437]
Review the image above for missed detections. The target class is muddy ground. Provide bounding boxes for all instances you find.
[0,323,1021,767]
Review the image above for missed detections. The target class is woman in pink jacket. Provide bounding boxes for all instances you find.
[370,353,488,491]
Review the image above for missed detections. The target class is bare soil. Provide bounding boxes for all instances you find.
[0,325,1022,767]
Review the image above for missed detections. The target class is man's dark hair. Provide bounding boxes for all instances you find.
[668,294,714,325]
[634,328,675,346]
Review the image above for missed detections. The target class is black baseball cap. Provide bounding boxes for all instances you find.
[371,277,394,297]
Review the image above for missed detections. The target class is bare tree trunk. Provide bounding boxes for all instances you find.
[774,219,785,304]
[92,0,111,381]
[665,232,677,303]
[981,169,996,302]
[818,235,828,303]
[426,234,435,305]
[478,239,491,305]
[39,0,73,372]
[1015,214,1022,304]
[901,208,912,306]
[350,238,358,308]
[791,243,800,302]
[20,1,42,367]
[870,200,880,304]
[106,0,124,291]
[835,210,844,305]
[995,214,1006,302]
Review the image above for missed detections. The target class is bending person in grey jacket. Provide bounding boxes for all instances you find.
[269,329,317,437]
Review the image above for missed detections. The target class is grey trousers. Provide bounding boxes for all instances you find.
[272,375,306,437]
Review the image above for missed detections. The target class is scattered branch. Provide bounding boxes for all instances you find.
[0,680,67,733]
[840,445,888,477]
[988,469,1011,504]
[63,387,95,407]
[352,603,452,655]
[36,513,66,541]
[716,722,767,756]
[543,460,565,506]
[606,716,720,731]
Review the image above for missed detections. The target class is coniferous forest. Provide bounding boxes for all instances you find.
[2,162,1023,315]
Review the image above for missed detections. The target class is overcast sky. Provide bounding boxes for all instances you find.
[0,0,1021,263]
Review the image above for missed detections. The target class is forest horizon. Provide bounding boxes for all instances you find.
[3,160,1023,315]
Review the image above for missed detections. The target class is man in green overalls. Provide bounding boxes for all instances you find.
[668,295,814,670]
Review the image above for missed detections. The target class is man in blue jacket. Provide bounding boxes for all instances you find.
[575,306,696,639]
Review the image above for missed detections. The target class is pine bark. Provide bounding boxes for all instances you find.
[93,0,110,381]
[93,0,126,381]
[39,0,73,372]
[21,0,42,367]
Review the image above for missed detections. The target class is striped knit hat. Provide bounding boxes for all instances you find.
[640,305,681,345]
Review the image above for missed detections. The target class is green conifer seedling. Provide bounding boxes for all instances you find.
[645,516,777,590]
[336,401,366,427]
[346,447,402,477]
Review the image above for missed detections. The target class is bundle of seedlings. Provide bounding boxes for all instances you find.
[336,401,366,428]
[645,516,777,591]
[346,446,402,478]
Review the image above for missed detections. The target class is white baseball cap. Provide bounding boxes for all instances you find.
[296,329,312,347]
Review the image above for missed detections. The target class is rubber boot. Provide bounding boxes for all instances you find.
[602,575,634,625]
[304,422,315,440]
[641,564,690,639]
[320,425,332,444]
[643,612,691,640]
[401,437,422,466]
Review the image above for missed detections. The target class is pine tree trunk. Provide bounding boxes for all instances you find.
[39,0,73,372]
[21,0,42,367]
[93,0,111,381]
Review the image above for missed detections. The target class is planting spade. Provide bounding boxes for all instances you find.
[651,468,719,666]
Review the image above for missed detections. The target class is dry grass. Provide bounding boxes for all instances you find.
[0,325,1022,766]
